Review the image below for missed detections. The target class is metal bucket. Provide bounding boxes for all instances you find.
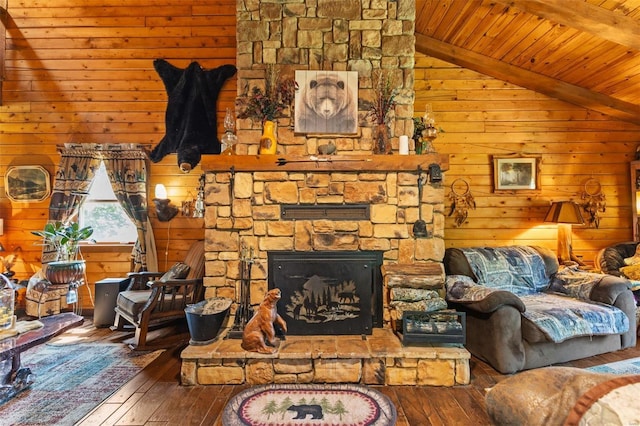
[185,297,232,345]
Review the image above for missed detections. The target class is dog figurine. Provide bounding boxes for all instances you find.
[241,288,287,354]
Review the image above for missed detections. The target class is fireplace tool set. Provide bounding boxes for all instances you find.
[413,169,429,238]
[227,244,254,339]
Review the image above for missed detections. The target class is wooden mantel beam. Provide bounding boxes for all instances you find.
[200,154,449,173]
[495,0,640,51]
[416,33,640,126]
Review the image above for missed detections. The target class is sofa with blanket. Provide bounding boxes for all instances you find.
[444,245,637,374]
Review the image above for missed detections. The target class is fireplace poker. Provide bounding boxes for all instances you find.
[413,167,429,238]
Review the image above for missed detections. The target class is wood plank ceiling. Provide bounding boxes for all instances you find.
[415,0,640,125]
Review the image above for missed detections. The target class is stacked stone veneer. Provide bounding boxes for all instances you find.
[180,165,473,387]
[234,0,417,155]
[200,168,446,315]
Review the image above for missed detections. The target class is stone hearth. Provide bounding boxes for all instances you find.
[181,328,470,386]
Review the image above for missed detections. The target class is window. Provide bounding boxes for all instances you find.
[79,161,137,243]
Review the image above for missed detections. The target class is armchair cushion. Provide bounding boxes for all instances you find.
[160,262,190,282]
[116,289,189,320]
[116,290,153,319]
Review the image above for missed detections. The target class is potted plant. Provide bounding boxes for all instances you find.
[32,221,94,288]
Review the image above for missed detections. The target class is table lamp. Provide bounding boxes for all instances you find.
[544,201,585,265]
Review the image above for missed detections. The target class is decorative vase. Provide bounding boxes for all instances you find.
[373,123,392,154]
[259,120,277,155]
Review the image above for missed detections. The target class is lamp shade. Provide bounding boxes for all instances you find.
[155,184,168,200]
[544,201,585,225]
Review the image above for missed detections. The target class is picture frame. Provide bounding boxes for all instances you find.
[493,155,541,192]
[5,165,51,202]
[294,70,359,135]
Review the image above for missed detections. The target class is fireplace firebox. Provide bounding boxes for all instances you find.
[268,251,383,335]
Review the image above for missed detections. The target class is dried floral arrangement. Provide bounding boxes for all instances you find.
[367,70,397,125]
[237,64,297,124]
[412,116,426,140]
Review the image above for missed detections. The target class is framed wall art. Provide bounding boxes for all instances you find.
[493,155,541,193]
[5,165,51,202]
[294,70,359,135]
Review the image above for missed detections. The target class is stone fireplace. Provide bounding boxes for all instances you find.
[179,0,470,386]
[193,155,449,328]
[179,155,470,386]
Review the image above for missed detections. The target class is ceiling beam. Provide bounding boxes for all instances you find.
[495,0,640,50]
[416,33,640,125]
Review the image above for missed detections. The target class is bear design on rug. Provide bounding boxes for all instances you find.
[295,72,357,134]
[150,59,237,173]
[241,288,287,354]
[287,404,324,420]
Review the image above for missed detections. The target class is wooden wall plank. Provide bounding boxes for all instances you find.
[417,51,640,264]
[0,0,236,310]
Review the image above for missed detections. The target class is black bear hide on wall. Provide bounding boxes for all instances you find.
[150,59,237,172]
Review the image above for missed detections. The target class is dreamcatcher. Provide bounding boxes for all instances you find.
[448,178,476,227]
[581,178,606,228]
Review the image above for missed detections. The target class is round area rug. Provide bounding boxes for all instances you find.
[222,383,397,426]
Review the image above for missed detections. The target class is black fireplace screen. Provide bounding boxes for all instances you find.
[268,251,383,335]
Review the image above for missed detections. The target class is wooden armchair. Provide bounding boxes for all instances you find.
[112,240,205,350]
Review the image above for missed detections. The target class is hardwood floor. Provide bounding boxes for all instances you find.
[55,317,640,426]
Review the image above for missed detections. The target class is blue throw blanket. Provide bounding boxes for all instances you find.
[460,246,549,295]
[520,293,629,343]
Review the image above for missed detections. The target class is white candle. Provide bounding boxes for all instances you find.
[399,135,409,155]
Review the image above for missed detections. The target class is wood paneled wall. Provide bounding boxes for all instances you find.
[1,1,638,312]
[415,53,640,264]
[0,0,237,309]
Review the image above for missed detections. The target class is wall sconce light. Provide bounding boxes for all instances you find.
[544,201,585,265]
[153,184,178,222]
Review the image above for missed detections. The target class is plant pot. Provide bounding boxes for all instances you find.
[185,297,232,345]
[45,260,86,290]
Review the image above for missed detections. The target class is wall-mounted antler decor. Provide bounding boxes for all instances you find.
[581,178,606,228]
[448,178,476,227]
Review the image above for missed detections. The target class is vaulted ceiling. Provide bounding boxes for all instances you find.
[415,0,640,125]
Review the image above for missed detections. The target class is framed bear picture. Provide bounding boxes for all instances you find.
[294,70,358,135]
